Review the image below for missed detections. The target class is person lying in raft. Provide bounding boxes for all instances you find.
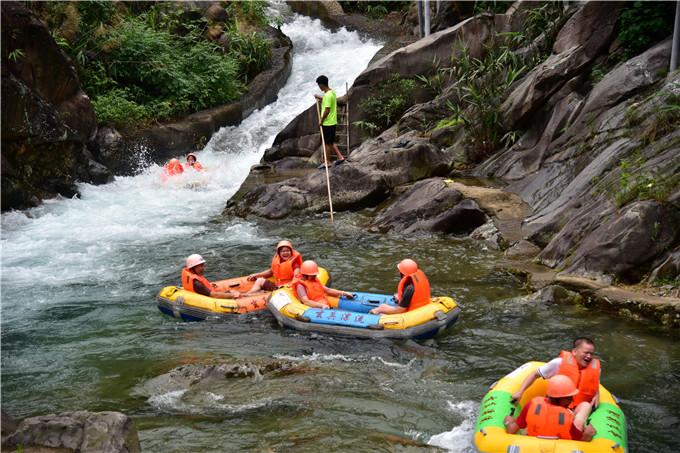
[185,152,203,171]
[504,375,596,441]
[164,158,184,176]
[369,258,431,314]
[511,337,600,426]
[182,254,241,299]
[293,260,354,309]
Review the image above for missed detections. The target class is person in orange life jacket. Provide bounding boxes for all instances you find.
[164,158,184,175]
[511,337,600,428]
[182,254,241,299]
[504,375,596,441]
[246,240,303,294]
[293,260,354,309]
[185,152,203,171]
[369,259,431,314]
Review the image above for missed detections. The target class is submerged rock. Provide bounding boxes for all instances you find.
[2,411,140,453]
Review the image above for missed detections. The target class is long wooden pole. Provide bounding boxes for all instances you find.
[316,100,335,223]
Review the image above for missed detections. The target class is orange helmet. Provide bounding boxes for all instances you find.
[300,260,319,276]
[276,240,293,252]
[185,254,205,269]
[546,375,579,398]
[397,258,418,275]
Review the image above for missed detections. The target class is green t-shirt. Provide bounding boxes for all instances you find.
[321,89,337,126]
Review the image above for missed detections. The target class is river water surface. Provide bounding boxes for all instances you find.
[2,9,679,453]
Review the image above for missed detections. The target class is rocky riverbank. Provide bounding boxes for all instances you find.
[226,1,680,326]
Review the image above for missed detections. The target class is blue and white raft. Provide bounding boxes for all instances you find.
[267,288,460,339]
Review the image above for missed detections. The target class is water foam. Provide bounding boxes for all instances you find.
[428,400,479,452]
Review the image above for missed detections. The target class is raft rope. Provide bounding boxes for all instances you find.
[316,100,335,223]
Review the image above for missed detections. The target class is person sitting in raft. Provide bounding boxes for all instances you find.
[511,337,600,425]
[293,260,354,309]
[164,158,184,176]
[504,375,596,441]
[182,254,241,299]
[246,240,303,293]
[185,152,203,171]
[369,258,431,314]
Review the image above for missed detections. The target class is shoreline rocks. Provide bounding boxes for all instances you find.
[1,411,141,453]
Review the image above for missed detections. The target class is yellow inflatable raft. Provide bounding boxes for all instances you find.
[157,268,330,321]
[474,361,627,453]
[267,287,460,339]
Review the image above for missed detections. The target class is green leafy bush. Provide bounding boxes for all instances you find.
[91,88,151,128]
[618,2,675,59]
[359,75,417,133]
[614,151,677,207]
[227,27,272,83]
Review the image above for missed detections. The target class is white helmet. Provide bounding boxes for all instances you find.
[185,254,205,269]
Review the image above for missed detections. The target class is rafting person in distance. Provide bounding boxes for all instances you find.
[185,152,203,171]
[293,260,354,309]
[164,158,184,176]
[246,240,303,293]
[182,254,241,299]
[369,259,431,314]
[504,375,597,441]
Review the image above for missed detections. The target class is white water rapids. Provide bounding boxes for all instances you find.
[1,13,381,311]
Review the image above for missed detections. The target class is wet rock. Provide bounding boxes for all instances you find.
[527,285,583,306]
[372,178,487,235]
[136,361,302,397]
[2,411,140,453]
[557,201,680,283]
[1,409,18,437]
[504,240,542,259]
[649,248,680,284]
[470,220,503,250]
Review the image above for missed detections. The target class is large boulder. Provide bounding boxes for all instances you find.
[553,201,680,283]
[1,2,112,210]
[372,177,487,234]
[226,131,453,219]
[2,411,141,453]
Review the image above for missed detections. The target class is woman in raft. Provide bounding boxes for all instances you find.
[246,240,303,293]
[292,260,353,309]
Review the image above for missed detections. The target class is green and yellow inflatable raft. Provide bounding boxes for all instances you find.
[474,361,627,453]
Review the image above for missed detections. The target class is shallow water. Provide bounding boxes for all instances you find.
[2,8,679,453]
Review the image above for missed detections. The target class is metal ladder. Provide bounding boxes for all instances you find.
[336,82,350,155]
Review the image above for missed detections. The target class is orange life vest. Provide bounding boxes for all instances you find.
[181,268,212,294]
[525,396,574,440]
[397,270,431,311]
[293,277,327,303]
[271,250,302,285]
[165,162,184,175]
[558,350,601,406]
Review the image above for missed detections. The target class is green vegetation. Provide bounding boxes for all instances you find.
[617,1,675,59]
[32,1,272,129]
[473,1,513,15]
[356,75,418,134]
[614,151,677,208]
[338,1,409,19]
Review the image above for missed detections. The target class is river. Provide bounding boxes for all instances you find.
[1,7,679,453]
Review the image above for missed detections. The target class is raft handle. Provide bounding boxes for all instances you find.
[296,315,311,323]
[479,428,487,436]
[611,444,620,450]
[368,323,384,330]
[434,310,447,321]
[229,283,240,288]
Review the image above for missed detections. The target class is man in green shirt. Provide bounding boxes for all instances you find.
[314,75,345,167]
